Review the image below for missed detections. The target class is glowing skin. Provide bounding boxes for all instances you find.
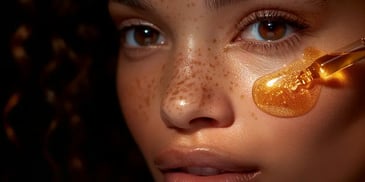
[109,0,365,181]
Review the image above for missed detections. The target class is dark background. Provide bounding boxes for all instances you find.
[2,0,153,181]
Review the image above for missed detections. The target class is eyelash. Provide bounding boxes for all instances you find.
[118,19,166,47]
[116,9,310,59]
[234,9,310,56]
[116,18,167,59]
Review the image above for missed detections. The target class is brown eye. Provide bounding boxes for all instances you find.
[258,20,287,41]
[123,25,165,47]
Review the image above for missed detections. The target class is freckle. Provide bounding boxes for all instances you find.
[188,93,194,97]
[181,87,188,93]
[207,47,211,52]
[214,56,218,60]
[186,82,194,87]
[212,39,217,43]
[177,80,185,85]
[172,90,179,96]
[251,112,258,120]
[229,86,233,91]
[144,97,150,106]
[240,95,244,99]
[162,63,167,71]
[215,83,219,87]
[202,87,208,92]
[169,96,176,101]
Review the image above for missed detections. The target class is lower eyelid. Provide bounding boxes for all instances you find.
[233,33,303,57]
[120,46,165,61]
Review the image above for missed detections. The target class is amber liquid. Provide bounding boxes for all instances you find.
[252,45,365,117]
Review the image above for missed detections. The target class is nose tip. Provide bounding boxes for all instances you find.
[160,87,234,131]
[159,45,235,131]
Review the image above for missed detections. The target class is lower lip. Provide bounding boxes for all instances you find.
[163,172,260,182]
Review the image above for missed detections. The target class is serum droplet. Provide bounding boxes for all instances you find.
[253,38,365,117]
[252,48,323,117]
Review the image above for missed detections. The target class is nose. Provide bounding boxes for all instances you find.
[160,50,234,131]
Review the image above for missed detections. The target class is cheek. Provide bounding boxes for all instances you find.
[116,64,162,143]
[259,75,365,178]
[117,75,154,122]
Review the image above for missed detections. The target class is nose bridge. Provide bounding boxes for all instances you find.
[162,47,211,114]
[160,43,234,130]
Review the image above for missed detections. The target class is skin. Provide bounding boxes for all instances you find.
[109,0,365,181]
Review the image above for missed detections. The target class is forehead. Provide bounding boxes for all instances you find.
[112,0,242,10]
[111,0,327,11]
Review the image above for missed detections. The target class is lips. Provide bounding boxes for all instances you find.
[183,166,224,176]
[154,147,261,182]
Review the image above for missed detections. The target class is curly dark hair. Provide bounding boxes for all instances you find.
[2,0,152,181]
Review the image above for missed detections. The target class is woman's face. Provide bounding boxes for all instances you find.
[109,0,365,181]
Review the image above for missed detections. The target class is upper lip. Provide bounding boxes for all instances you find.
[154,146,260,174]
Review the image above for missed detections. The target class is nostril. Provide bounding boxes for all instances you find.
[189,117,219,128]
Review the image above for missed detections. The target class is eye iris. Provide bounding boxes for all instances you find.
[134,26,159,46]
[258,20,287,41]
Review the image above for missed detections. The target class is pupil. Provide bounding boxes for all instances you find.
[258,20,286,41]
[134,26,159,46]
